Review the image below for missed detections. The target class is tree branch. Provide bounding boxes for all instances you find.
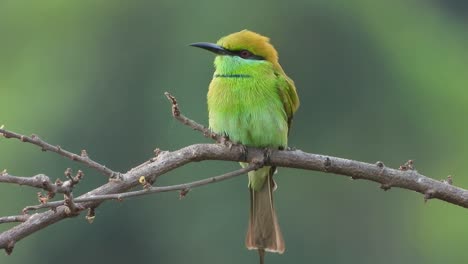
[0,215,30,224]
[0,128,119,179]
[0,173,71,194]
[164,92,225,142]
[21,163,262,212]
[1,93,468,255]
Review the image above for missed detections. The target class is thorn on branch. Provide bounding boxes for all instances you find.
[179,188,190,199]
[37,192,49,204]
[47,191,55,199]
[41,179,48,188]
[5,241,14,255]
[109,171,123,182]
[86,208,96,224]
[81,149,88,158]
[448,175,453,185]
[62,168,83,188]
[75,170,84,183]
[380,183,392,191]
[424,189,435,203]
[64,193,79,216]
[399,160,415,171]
[441,175,453,185]
[154,148,162,157]
[55,178,63,186]
[323,157,331,172]
[68,170,84,188]
[64,168,72,178]
[375,161,385,168]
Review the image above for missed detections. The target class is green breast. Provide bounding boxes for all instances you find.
[207,74,288,148]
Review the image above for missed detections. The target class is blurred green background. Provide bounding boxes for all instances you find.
[1,0,468,263]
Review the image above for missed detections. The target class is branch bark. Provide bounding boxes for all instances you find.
[0,215,30,224]
[0,129,119,178]
[1,93,467,254]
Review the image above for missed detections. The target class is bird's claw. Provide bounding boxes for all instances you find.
[218,135,248,161]
[263,148,273,166]
[239,144,248,161]
[218,135,233,148]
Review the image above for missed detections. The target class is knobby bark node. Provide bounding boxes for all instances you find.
[1,92,468,255]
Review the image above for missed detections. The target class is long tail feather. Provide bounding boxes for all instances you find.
[245,168,285,254]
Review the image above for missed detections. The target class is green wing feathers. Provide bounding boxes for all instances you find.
[276,70,299,132]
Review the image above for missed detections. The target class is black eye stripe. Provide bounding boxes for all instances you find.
[228,49,265,60]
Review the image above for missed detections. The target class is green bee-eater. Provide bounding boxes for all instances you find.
[191,30,299,261]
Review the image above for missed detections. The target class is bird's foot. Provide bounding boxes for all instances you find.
[218,135,248,161]
[262,147,273,166]
[238,144,248,162]
[218,135,233,148]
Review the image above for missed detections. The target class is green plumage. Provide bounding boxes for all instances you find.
[208,55,288,190]
[192,29,299,258]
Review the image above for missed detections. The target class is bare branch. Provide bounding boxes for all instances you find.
[0,215,30,224]
[0,172,71,194]
[0,169,86,212]
[22,163,261,211]
[2,143,468,252]
[1,93,468,254]
[0,128,119,178]
[164,92,225,142]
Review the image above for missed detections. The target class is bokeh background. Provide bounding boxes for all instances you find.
[1,1,468,263]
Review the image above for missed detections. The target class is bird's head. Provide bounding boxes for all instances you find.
[190,30,281,75]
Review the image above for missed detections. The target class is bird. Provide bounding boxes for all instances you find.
[190,30,299,263]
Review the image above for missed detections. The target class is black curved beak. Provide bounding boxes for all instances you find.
[189,42,233,56]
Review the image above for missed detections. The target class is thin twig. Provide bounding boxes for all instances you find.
[1,169,85,210]
[0,128,119,178]
[63,193,80,216]
[0,173,71,194]
[164,92,225,142]
[0,215,30,224]
[23,163,261,212]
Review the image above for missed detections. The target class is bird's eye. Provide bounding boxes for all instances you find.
[239,50,252,59]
